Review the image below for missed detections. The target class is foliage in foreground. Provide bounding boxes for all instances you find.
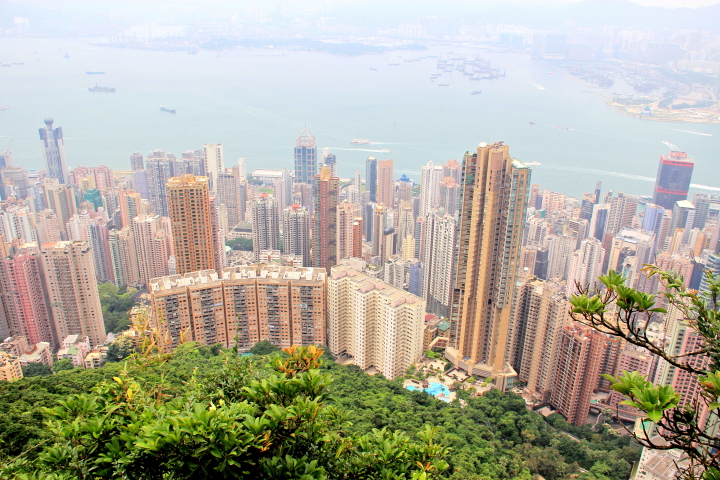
[570,267,720,480]
[0,342,639,480]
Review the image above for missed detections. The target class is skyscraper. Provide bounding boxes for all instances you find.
[251,193,280,261]
[322,148,337,177]
[167,175,216,275]
[130,152,144,172]
[420,161,443,217]
[422,209,456,318]
[39,241,106,347]
[109,227,138,287]
[294,129,317,184]
[447,142,530,390]
[365,157,377,203]
[145,151,171,217]
[377,159,394,208]
[282,204,311,266]
[653,151,694,210]
[203,144,224,193]
[337,200,362,261]
[313,166,339,270]
[43,179,77,240]
[131,214,171,286]
[565,238,606,296]
[39,117,70,185]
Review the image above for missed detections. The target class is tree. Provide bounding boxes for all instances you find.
[106,336,137,363]
[21,363,52,378]
[250,340,280,356]
[225,237,253,251]
[51,359,74,373]
[570,268,720,479]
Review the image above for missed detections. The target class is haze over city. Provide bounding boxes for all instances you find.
[0,1,719,479]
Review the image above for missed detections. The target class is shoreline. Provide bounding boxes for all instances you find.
[581,91,719,124]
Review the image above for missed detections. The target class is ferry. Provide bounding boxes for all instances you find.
[88,84,116,93]
[86,71,105,74]
[0,105,8,110]
[160,105,176,114]
[471,90,482,95]
[529,122,536,125]
[369,68,377,71]
[380,149,390,153]
[351,139,371,144]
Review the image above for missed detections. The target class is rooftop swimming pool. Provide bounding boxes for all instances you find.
[406,382,452,402]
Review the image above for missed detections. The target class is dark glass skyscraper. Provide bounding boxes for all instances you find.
[294,129,316,184]
[39,117,69,184]
[365,156,377,203]
[652,151,694,210]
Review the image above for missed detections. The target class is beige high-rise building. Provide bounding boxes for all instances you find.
[39,241,106,347]
[33,209,62,246]
[131,214,171,286]
[216,169,241,229]
[203,143,224,193]
[328,262,425,379]
[149,265,326,352]
[109,227,138,287]
[422,208,456,318]
[43,179,77,239]
[377,159,394,208]
[283,203,311,266]
[337,200,362,261]
[565,238,606,297]
[511,278,571,401]
[119,190,146,229]
[167,175,216,275]
[446,142,530,391]
[251,193,280,261]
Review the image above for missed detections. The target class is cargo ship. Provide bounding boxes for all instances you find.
[160,105,176,114]
[88,84,116,92]
[86,71,105,74]
[351,139,371,144]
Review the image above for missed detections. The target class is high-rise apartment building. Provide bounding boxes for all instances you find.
[313,166,339,270]
[546,234,577,280]
[419,161,443,217]
[109,227,138,287]
[43,179,77,239]
[377,159,394,208]
[294,129,317,184]
[251,193,280,261]
[438,176,460,217]
[149,265,327,352]
[511,278,570,402]
[422,209,456,318]
[33,209,61,245]
[337,200,362,261]
[653,151,694,210]
[0,240,54,346]
[322,148,337,177]
[39,117,70,185]
[131,214,171,285]
[203,143,224,193]
[396,201,415,254]
[167,175,216,275]
[146,151,172,217]
[550,323,605,426]
[565,238,606,296]
[216,169,241,229]
[87,218,114,284]
[328,262,425,379]
[365,157,377,203]
[447,142,530,390]
[39,241,106,347]
[282,203,311,266]
[130,152,144,172]
[606,348,655,421]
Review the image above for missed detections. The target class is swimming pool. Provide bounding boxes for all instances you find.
[406,382,452,402]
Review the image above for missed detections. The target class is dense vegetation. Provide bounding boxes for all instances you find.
[225,237,253,251]
[0,341,638,479]
[98,284,137,333]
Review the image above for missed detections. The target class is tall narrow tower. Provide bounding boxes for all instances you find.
[251,193,280,261]
[377,159,394,208]
[203,144,224,193]
[283,203,311,266]
[39,117,70,185]
[167,175,215,274]
[313,165,339,270]
[294,129,317,184]
[448,142,530,390]
[652,151,694,210]
[365,156,377,203]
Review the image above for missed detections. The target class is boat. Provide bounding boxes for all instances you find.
[525,161,542,166]
[388,63,399,66]
[351,139,371,144]
[86,71,105,74]
[529,121,536,125]
[0,64,10,67]
[160,105,176,113]
[380,149,390,153]
[88,84,116,93]
[0,105,8,110]
[471,90,482,95]
[553,126,569,130]
[369,68,377,71]
[438,84,449,87]
[547,71,555,74]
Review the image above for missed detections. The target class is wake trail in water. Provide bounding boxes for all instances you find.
[331,147,392,153]
[669,128,713,137]
[526,80,546,91]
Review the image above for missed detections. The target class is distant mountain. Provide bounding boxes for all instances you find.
[480,0,720,33]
